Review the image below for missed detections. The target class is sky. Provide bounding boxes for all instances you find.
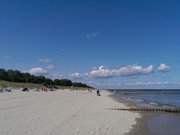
[0,0,180,88]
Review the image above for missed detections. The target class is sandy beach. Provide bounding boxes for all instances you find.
[0,90,140,135]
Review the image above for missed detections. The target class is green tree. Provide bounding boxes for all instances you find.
[54,79,72,86]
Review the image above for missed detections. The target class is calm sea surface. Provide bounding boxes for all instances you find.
[113,89,180,135]
[113,89,180,107]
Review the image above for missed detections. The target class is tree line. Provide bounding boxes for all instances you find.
[0,69,92,88]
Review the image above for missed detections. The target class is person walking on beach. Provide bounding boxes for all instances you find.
[97,89,101,96]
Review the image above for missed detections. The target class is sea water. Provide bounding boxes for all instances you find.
[113,89,180,135]
[113,89,180,108]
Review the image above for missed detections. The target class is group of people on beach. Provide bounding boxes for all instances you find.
[1,87,102,97]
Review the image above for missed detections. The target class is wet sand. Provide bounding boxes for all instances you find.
[110,92,180,135]
[127,112,158,135]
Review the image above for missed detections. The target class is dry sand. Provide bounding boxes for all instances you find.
[0,90,140,135]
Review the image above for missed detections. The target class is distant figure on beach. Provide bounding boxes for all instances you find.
[22,88,29,92]
[97,89,101,96]
[41,86,48,92]
[5,88,12,92]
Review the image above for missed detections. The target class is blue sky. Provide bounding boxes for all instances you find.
[0,0,180,88]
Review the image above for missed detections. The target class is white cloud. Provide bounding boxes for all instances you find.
[48,74,64,80]
[70,72,81,79]
[68,63,170,81]
[133,81,169,85]
[70,72,88,81]
[89,66,112,78]
[39,58,51,63]
[112,65,154,76]
[28,67,48,76]
[158,64,170,72]
[86,32,99,39]
[46,64,55,70]
[3,55,11,59]
[88,65,154,78]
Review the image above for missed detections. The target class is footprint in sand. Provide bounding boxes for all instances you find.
[104,127,110,135]
[75,128,80,135]
[89,130,95,135]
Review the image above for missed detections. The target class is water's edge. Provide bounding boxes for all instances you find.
[108,91,175,135]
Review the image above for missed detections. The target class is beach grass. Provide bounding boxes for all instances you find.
[0,80,43,89]
[0,80,92,90]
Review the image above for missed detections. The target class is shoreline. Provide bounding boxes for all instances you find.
[109,91,180,135]
[109,91,160,135]
[126,111,160,135]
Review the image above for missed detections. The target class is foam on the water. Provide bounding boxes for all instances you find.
[114,89,180,108]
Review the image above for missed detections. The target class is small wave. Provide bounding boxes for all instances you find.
[149,102,159,106]
[135,99,144,102]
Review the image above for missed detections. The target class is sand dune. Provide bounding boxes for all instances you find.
[0,90,140,135]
